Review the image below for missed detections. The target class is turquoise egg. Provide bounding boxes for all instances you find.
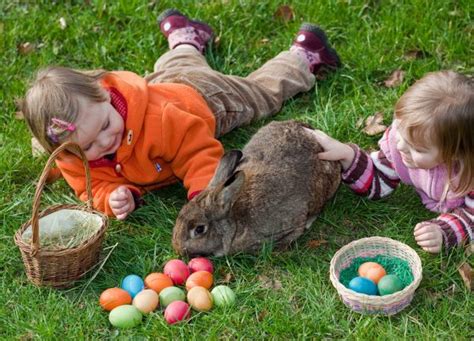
[348,276,378,295]
[378,275,404,295]
[109,305,142,328]
[121,274,144,298]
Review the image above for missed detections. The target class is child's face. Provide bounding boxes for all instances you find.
[396,124,442,169]
[70,95,124,161]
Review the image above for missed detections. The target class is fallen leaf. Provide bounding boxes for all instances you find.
[384,69,405,88]
[260,38,269,44]
[258,275,282,290]
[274,5,294,22]
[222,272,233,284]
[362,112,387,136]
[306,239,328,249]
[59,17,67,30]
[257,310,267,322]
[15,111,24,120]
[458,262,472,291]
[17,42,35,55]
[404,49,429,60]
[213,35,221,47]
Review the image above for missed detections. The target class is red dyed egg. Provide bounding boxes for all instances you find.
[145,272,173,294]
[99,288,132,311]
[164,259,190,286]
[164,301,191,325]
[185,271,213,290]
[188,257,214,274]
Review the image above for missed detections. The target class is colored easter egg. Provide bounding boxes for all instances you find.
[185,271,213,290]
[99,288,132,311]
[378,275,405,295]
[211,285,236,307]
[132,289,159,314]
[159,286,186,307]
[145,272,173,294]
[121,274,144,298]
[187,286,213,312]
[109,305,142,329]
[364,267,386,284]
[188,257,214,274]
[164,301,191,325]
[358,262,383,277]
[348,277,378,295]
[163,259,190,285]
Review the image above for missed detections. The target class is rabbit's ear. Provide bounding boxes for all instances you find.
[209,150,243,188]
[215,170,245,209]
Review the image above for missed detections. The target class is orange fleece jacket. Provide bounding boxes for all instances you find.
[55,71,224,216]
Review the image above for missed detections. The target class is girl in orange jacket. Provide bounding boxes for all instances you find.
[22,9,340,219]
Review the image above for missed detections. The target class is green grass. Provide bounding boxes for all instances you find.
[1,0,472,339]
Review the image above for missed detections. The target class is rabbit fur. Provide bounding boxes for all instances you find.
[172,120,341,256]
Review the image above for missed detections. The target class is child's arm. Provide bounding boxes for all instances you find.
[311,129,400,199]
[414,191,473,253]
[161,106,224,198]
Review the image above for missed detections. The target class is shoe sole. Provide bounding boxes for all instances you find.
[157,8,214,38]
[300,22,341,68]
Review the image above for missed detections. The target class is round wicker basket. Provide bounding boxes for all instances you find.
[329,237,422,315]
[14,142,108,288]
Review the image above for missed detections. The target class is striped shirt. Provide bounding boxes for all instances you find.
[342,128,473,250]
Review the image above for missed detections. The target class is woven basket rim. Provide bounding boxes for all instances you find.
[329,236,423,305]
[14,203,108,256]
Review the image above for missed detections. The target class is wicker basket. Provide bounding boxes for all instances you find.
[14,142,108,288]
[329,237,422,315]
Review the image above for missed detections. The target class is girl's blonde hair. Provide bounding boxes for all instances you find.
[22,66,109,153]
[394,70,474,195]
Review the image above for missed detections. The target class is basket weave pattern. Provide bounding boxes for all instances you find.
[329,237,422,315]
[14,142,108,288]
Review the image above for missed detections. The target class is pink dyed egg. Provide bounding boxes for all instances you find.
[164,301,191,325]
[164,259,190,286]
[188,257,214,274]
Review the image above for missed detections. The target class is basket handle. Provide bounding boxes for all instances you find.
[31,141,93,256]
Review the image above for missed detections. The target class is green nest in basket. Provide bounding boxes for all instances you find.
[339,255,414,288]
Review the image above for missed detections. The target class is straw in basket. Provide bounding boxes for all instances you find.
[14,142,108,288]
[329,237,422,315]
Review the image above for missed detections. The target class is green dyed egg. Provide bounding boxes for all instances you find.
[159,286,185,307]
[211,285,235,307]
[378,275,405,295]
[109,305,142,328]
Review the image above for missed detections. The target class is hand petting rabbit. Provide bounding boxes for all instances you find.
[172,120,341,256]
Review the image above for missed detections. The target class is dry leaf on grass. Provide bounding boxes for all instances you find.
[258,275,283,290]
[362,112,387,136]
[384,69,405,88]
[17,42,35,55]
[59,17,67,30]
[15,111,24,120]
[404,49,429,60]
[274,5,294,22]
[458,263,472,291]
[257,310,267,322]
[306,239,328,249]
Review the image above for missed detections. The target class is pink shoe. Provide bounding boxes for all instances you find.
[157,9,214,53]
[290,23,341,74]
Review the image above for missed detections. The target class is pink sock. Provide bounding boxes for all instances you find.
[289,46,322,73]
[168,27,206,53]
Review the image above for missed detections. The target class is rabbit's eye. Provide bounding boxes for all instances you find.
[190,224,208,238]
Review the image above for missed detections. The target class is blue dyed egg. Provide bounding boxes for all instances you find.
[348,276,378,295]
[121,274,144,298]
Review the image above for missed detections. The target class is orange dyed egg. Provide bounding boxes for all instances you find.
[358,262,386,284]
[145,273,173,294]
[99,288,132,311]
[185,271,213,290]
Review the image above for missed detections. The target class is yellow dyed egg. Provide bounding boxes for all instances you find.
[132,289,159,313]
[187,286,213,312]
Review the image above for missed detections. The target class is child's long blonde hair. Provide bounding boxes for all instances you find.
[394,70,474,196]
[22,66,109,153]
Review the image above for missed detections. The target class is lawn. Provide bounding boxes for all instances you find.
[0,0,472,339]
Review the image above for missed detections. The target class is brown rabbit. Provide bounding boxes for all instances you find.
[172,120,341,256]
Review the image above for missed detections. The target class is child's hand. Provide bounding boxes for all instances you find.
[414,223,443,253]
[304,128,355,170]
[109,186,135,220]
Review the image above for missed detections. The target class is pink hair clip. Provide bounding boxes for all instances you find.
[47,118,76,143]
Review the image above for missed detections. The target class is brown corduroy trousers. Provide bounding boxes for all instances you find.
[146,47,315,137]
